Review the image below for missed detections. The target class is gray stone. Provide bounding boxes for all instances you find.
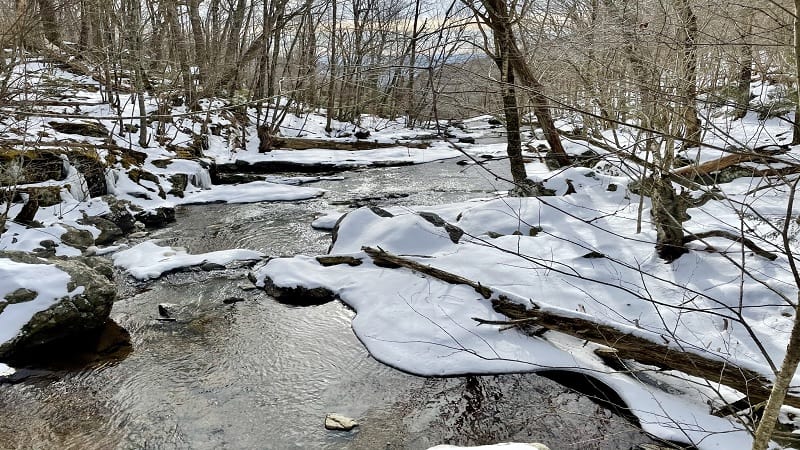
[418,211,464,244]
[100,196,137,233]
[4,288,37,303]
[0,252,116,360]
[79,215,123,245]
[262,274,337,306]
[200,262,226,272]
[61,225,95,250]
[325,413,358,431]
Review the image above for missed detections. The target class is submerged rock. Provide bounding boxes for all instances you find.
[325,413,358,431]
[0,252,117,361]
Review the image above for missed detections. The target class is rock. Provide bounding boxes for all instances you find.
[200,262,226,272]
[487,117,503,126]
[418,212,464,244]
[14,197,39,225]
[325,413,358,431]
[158,303,176,318]
[0,252,117,361]
[134,206,175,228]
[222,297,245,305]
[354,129,371,139]
[582,251,606,259]
[79,215,123,245]
[168,173,188,197]
[262,276,337,306]
[100,196,137,234]
[49,121,109,138]
[458,136,476,144]
[39,240,57,249]
[61,225,95,250]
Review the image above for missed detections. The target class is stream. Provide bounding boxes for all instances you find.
[0,159,659,449]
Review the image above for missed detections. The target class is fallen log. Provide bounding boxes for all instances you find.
[673,153,779,179]
[362,246,492,299]
[360,245,799,409]
[266,136,429,151]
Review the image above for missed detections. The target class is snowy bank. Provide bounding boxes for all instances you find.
[113,241,264,280]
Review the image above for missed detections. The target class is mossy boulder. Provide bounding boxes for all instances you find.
[0,251,117,361]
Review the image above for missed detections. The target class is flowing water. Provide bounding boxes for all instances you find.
[0,159,659,449]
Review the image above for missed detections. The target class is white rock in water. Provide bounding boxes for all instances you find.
[129,231,148,239]
[325,413,358,431]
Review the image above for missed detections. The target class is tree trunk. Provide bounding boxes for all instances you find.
[325,0,337,132]
[793,0,800,145]
[651,176,690,261]
[37,0,61,47]
[733,17,753,120]
[676,0,701,147]
[187,0,206,86]
[478,0,571,167]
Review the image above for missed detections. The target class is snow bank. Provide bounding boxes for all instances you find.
[256,172,795,448]
[113,241,263,280]
[178,181,323,205]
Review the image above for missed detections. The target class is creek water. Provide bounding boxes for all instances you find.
[0,159,658,449]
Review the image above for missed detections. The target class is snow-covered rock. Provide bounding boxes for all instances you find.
[0,252,116,360]
[113,240,263,280]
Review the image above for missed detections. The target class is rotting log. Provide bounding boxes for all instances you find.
[266,137,429,151]
[359,246,800,409]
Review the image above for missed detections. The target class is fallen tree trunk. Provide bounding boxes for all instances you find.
[264,137,430,151]
[673,153,781,178]
[360,245,799,409]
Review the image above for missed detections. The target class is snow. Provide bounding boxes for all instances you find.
[206,140,463,168]
[0,258,82,345]
[254,140,800,449]
[177,181,324,205]
[112,241,263,280]
[0,362,14,376]
[311,211,346,230]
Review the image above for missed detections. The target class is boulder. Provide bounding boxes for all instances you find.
[100,196,137,233]
[78,215,123,245]
[325,413,358,431]
[0,252,117,361]
[261,276,337,306]
[134,206,175,228]
[418,211,464,244]
[60,225,95,250]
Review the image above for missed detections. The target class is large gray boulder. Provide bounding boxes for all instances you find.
[0,251,117,360]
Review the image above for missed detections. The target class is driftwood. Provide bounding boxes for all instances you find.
[360,246,800,409]
[266,136,429,151]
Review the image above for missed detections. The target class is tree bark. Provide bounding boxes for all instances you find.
[676,0,701,147]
